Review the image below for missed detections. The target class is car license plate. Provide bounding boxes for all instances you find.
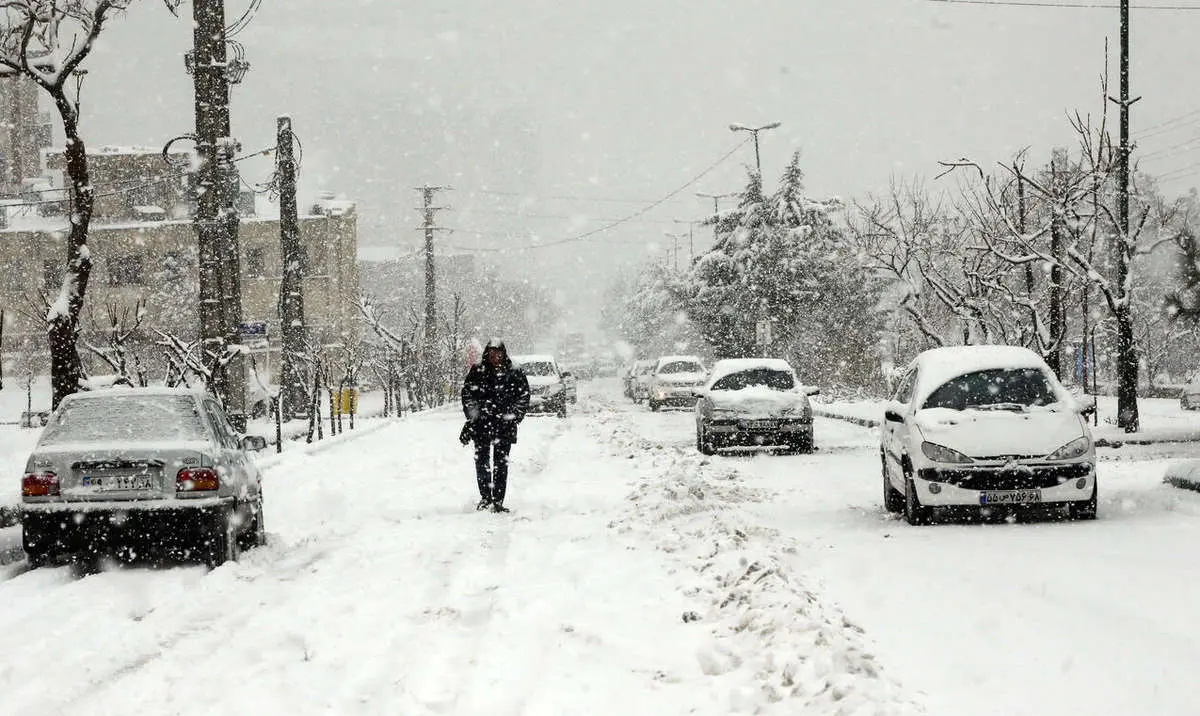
[980,489,1042,505]
[745,420,777,430]
[86,475,155,492]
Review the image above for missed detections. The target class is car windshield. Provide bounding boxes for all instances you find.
[519,361,557,377]
[922,368,1059,411]
[711,369,795,392]
[40,394,209,445]
[660,361,702,374]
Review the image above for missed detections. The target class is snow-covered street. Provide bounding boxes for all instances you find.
[2,379,1200,715]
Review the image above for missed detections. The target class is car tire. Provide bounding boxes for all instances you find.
[790,433,814,455]
[698,422,716,456]
[904,475,933,526]
[883,458,904,514]
[203,505,241,568]
[557,402,568,418]
[1069,483,1098,521]
[25,548,49,568]
[649,399,661,412]
[239,497,267,550]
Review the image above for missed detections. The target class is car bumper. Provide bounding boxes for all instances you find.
[651,387,701,405]
[708,419,812,447]
[528,393,565,411]
[913,463,1094,507]
[22,498,233,558]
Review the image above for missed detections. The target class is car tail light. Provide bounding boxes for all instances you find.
[22,472,59,497]
[177,468,219,492]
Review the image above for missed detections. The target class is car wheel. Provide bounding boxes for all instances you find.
[1069,483,1098,521]
[204,506,241,568]
[883,456,904,513]
[649,399,661,412]
[791,432,814,454]
[698,422,716,455]
[24,549,49,568]
[557,402,568,418]
[904,475,933,526]
[239,497,267,550]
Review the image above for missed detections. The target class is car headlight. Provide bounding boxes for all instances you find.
[921,441,973,464]
[1046,436,1090,461]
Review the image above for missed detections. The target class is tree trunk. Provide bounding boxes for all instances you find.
[49,94,93,410]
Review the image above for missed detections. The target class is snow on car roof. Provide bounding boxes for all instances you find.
[63,385,207,400]
[909,345,1063,406]
[655,355,703,366]
[707,358,796,385]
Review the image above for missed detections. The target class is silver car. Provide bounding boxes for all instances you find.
[20,387,268,568]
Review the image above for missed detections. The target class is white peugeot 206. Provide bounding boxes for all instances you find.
[881,345,1098,525]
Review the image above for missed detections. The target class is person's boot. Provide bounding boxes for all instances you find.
[491,502,510,513]
[476,498,492,511]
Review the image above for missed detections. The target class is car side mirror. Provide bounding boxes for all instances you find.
[884,410,905,424]
[691,388,706,398]
[804,387,821,397]
[242,435,268,452]
[1076,396,1097,417]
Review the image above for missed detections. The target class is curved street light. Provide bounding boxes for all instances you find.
[728,122,781,176]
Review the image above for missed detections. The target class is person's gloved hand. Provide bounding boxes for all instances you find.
[466,404,481,422]
[501,413,516,421]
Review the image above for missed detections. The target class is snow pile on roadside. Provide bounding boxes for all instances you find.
[606,444,921,714]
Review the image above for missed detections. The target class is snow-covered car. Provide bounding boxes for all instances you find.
[630,360,656,403]
[694,358,819,455]
[20,387,268,567]
[881,345,1098,525]
[647,355,707,411]
[1181,377,1200,410]
[511,354,570,417]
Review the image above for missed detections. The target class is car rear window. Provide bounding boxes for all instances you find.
[711,369,795,391]
[922,368,1058,411]
[660,361,702,374]
[40,394,209,445]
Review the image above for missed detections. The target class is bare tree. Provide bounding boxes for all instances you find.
[0,0,181,408]
[83,298,147,387]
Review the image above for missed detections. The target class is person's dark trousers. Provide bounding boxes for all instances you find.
[474,436,513,504]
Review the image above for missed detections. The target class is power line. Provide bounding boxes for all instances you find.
[469,188,691,206]
[459,138,751,253]
[929,0,1200,8]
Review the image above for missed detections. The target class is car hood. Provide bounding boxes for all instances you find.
[526,376,561,388]
[710,387,807,417]
[914,407,1087,458]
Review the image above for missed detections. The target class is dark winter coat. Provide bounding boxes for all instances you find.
[461,357,531,444]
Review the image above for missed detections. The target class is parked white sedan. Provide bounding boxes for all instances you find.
[881,345,1097,525]
[694,358,818,454]
[20,387,268,567]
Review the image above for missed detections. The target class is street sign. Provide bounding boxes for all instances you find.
[239,321,268,337]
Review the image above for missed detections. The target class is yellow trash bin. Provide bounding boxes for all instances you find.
[336,388,358,415]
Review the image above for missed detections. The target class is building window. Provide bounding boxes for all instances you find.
[42,259,62,292]
[245,247,266,278]
[107,254,145,287]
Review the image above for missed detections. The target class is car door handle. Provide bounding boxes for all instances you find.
[884,410,904,423]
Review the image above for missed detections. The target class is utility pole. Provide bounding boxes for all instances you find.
[1112,0,1139,432]
[277,115,306,420]
[416,185,450,404]
[1048,151,1066,380]
[191,0,246,425]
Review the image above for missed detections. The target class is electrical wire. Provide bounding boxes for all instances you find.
[225,0,263,37]
[929,0,1200,8]
[446,138,751,254]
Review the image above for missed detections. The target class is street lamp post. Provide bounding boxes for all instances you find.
[696,191,736,247]
[673,219,695,261]
[729,122,781,176]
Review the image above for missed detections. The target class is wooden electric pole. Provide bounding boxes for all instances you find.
[192,0,246,424]
[1113,0,1140,432]
[277,115,306,419]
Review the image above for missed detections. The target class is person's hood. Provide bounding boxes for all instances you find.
[481,338,512,369]
[914,406,1088,458]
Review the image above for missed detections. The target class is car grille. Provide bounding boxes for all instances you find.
[919,463,1091,490]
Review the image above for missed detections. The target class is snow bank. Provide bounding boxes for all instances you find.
[599,424,920,714]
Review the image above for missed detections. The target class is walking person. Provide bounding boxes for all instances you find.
[461,339,530,513]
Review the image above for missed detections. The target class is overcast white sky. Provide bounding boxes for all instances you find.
[74,0,1200,331]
